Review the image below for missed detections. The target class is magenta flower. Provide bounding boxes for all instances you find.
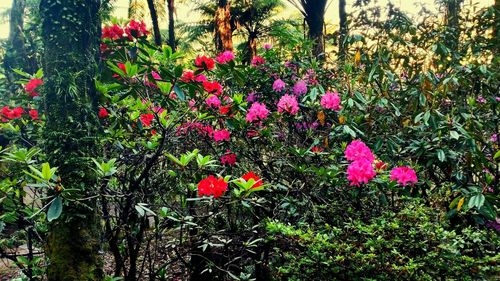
[390,166,418,186]
[347,159,376,186]
[293,80,307,95]
[321,91,342,111]
[151,71,161,80]
[273,79,286,92]
[215,50,235,64]
[205,95,221,108]
[251,56,266,66]
[277,94,299,115]
[213,129,231,142]
[345,140,375,163]
[263,43,273,50]
[246,102,269,122]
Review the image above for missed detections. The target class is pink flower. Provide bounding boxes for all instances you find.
[277,94,299,115]
[215,51,235,64]
[491,134,498,142]
[263,43,273,50]
[251,56,266,66]
[220,151,237,166]
[293,80,307,95]
[151,71,161,80]
[213,129,231,142]
[246,102,269,122]
[272,79,286,92]
[321,91,342,111]
[344,140,375,163]
[390,166,418,186]
[205,95,221,108]
[347,159,376,186]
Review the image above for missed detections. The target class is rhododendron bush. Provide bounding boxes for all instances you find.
[0,13,499,280]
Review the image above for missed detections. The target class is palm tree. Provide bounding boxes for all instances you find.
[167,0,176,50]
[215,0,233,51]
[288,0,329,59]
[147,0,163,45]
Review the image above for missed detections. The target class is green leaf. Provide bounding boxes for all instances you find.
[449,131,459,140]
[493,150,500,160]
[47,197,63,222]
[437,149,446,162]
[478,204,496,220]
[468,194,485,209]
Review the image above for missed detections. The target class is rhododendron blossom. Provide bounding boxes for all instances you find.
[219,105,231,115]
[203,81,223,95]
[205,95,221,108]
[215,51,235,64]
[124,20,149,40]
[220,151,237,166]
[1,106,23,120]
[195,55,215,71]
[390,166,418,186]
[272,79,286,92]
[213,129,230,142]
[241,171,263,188]
[347,159,376,186]
[25,78,43,97]
[277,94,299,115]
[98,107,109,118]
[102,24,124,40]
[344,140,375,163]
[320,91,342,111]
[263,43,273,50]
[293,80,307,95]
[198,175,228,198]
[151,71,161,80]
[246,102,269,122]
[139,113,154,127]
[251,56,266,66]
[28,109,39,120]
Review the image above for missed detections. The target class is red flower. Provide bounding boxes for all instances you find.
[374,160,387,171]
[219,105,231,115]
[139,113,154,127]
[194,55,215,71]
[241,171,263,189]
[251,56,266,66]
[11,107,24,119]
[198,175,228,198]
[102,24,124,40]
[202,81,223,95]
[220,151,237,166]
[98,107,109,118]
[28,109,39,120]
[124,20,149,40]
[25,78,43,97]
[311,146,323,153]
[213,129,230,142]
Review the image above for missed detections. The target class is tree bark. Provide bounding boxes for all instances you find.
[215,0,233,52]
[338,0,348,62]
[445,0,462,54]
[147,0,162,46]
[304,0,327,59]
[3,0,29,86]
[40,0,103,280]
[167,0,176,51]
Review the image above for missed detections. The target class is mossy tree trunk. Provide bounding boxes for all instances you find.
[40,0,104,280]
[338,0,348,62]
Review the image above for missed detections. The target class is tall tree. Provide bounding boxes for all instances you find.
[39,0,103,280]
[167,0,176,51]
[288,0,328,59]
[338,0,348,61]
[147,0,163,45]
[444,0,463,53]
[215,0,233,51]
[3,0,29,86]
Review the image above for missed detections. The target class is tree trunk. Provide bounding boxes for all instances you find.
[167,0,176,51]
[40,0,103,280]
[445,0,462,54]
[215,0,233,52]
[147,0,162,46]
[338,0,348,62]
[304,0,327,59]
[3,0,28,86]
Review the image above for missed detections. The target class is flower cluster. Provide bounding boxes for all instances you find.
[272,79,286,92]
[241,171,263,189]
[25,78,43,97]
[213,129,230,142]
[320,91,342,111]
[215,51,235,64]
[246,102,269,122]
[198,175,228,198]
[345,140,376,186]
[102,20,149,41]
[1,106,38,122]
[293,80,308,95]
[390,166,418,186]
[203,81,223,95]
[277,94,299,115]
[195,55,215,71]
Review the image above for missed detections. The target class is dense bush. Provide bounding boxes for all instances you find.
[0,2,498,280]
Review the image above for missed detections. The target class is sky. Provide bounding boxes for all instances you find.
[0,0,494,39]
